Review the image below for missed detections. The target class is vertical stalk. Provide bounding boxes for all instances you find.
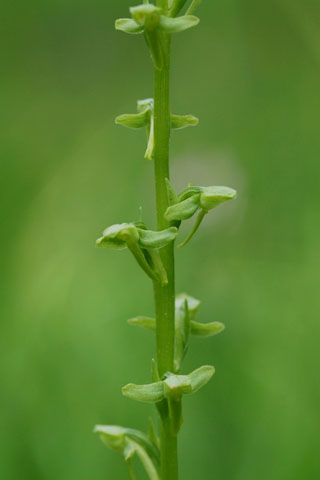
[153,1,178,478]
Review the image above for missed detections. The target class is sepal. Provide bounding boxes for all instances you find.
[159,14,200,33]
[188,365,215,393]
[128,316,156,330]
[171,113,199,130]
[115,110,149,129]
[115,18,144,34]
[191,321,225,337]
[122,381,164,403]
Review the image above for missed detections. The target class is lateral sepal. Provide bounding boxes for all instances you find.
[158,14,200,33]
[171,113,199,130]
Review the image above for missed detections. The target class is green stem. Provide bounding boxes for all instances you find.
[152,8,178,479]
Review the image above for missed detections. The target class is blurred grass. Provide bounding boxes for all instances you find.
[1,0,320,479]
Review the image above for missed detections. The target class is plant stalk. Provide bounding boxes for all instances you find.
[152,9,178,479]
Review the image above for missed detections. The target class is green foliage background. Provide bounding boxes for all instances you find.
[1,1,319,479]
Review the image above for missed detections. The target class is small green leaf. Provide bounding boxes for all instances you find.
[115,18,144,34]
[115,110,150,129]
[159,14,200,33]
[137,227,178,249]
[171,114,199,130]
[190,321,225,337]
[128,316,156,330]
[122,381,164,403]
[199,186,237,211]
[165,194,200,221]
[165,178,179,206]
[188,365,215,393]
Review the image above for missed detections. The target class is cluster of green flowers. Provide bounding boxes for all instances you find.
[95,2,237,479]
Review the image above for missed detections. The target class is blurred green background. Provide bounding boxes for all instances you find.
[1,1,320,479]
